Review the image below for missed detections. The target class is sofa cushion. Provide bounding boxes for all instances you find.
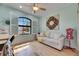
[54,32,62,39]
[48,34,54,39]
[43,31,49,37]
[45,37,58,43]
[39,33,44,37]
[48,31,54,39]
[48,30,62,39]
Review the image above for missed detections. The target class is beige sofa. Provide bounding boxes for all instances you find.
[37,30,65,50]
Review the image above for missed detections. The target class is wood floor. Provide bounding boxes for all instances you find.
[14,41,78,56]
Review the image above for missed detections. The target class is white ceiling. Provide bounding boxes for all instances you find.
[2,3,73,17]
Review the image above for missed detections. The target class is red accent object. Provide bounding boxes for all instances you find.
[66,28,73,40]
[65,28,75,52]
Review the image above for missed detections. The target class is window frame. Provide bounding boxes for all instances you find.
[18,17,32,35]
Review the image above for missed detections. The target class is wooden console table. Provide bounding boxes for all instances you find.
[0,34,9,44]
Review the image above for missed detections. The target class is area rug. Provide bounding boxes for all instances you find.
[14,45,39,56]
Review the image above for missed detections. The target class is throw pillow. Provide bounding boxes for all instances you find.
[48,31,54,39]
[43,31,49,37]
[40,32,44,37]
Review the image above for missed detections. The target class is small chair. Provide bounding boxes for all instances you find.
[0,40,8,56]
[0,44,5,56]
[1,35,15,56]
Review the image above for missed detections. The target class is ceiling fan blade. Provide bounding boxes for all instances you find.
[39,7,46,11]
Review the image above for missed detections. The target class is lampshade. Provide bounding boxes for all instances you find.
[66,28,73,40]
[33,6,39,11]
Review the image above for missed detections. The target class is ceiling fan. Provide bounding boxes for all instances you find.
[32,3,46,13]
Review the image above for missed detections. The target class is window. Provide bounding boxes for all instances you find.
[18,17,31,35]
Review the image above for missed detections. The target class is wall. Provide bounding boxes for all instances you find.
[77,4,79,51]
[77,14,79,51]
[0,4,39,44]
[39,4,77,48]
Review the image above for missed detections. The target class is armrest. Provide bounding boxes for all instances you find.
[57,36,65,50]
[58,35,65,44]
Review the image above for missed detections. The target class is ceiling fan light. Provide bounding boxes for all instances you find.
[33,6,39,11]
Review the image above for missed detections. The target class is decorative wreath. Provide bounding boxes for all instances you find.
[46,16,59,30]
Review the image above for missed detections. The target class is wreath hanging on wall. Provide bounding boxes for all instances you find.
[46,16,59,30]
